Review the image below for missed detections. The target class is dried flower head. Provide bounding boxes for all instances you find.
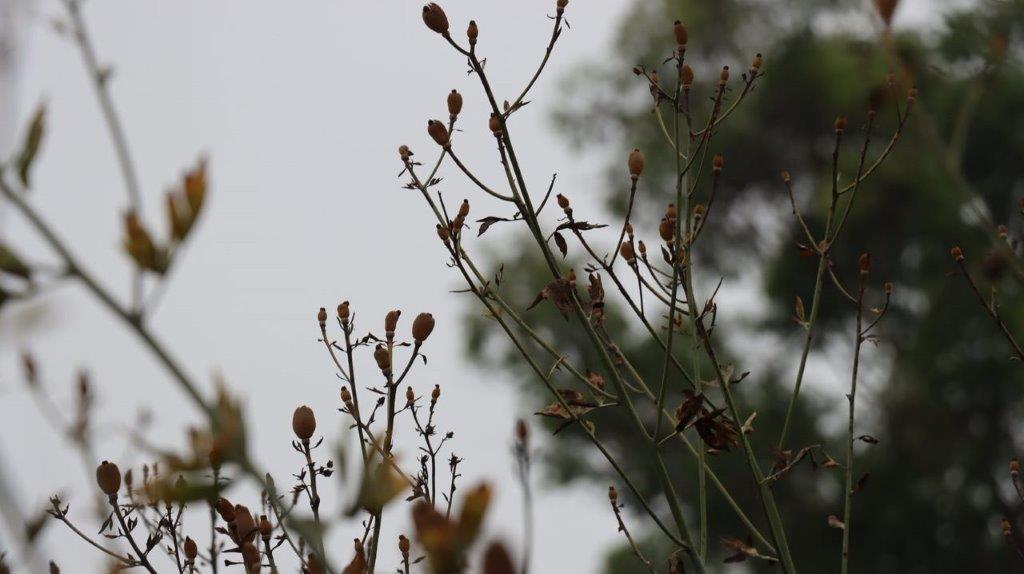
[317,306,328,329]
[680,64,694,89]
[96,460,121,496]
[413,312,436,343]
[374,344,392,373]
[835,115,848,133]
[258,515,272,538]
[399,145,412,161]
[467,20,479,44]
[608,485,618,503]
[659,218,675,243]
[751,52,764,74]
[489,113,502,136]
[292,405,316,441]
[422,3,450,35]
[338,300,351,324]
[950,245,964,262]
[619,242,636,263]
[431,384,441,402]
[406,386,415,406]
[183,537,198,561]
[713,153,724,172]
[719,66,730,85]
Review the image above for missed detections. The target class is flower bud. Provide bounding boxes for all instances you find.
[719,66,730,85]
[292,405,316,441]
[340,386,352,406]
[385,309,401,340]
[259,515,272,539]
[835,115,847,133]
[950,246,964,262]
[556,0,568,12]
[422,3,449,35]
[673,21,687,46]
[447,89,463,118]
[399,145,412,161]
[680,64,694,89]
[399,534,411,555]
[184,537,198,561]
[307,553,326,574]
[412,312,436,343]
[659,218,674,243]
[858,252,871,275]
[431,384,441,402]
[608,485,618,503]
[627,149,645,180]
[637,240,647,256]
[436,224,450,242]
[489,113,502,136]
[374,344,392,373]
[406,386,415,406]
[96,461,121,496]
[317,307,328,329]
[216,497,235,522]
[427,120,450,147]
[750,52,763,74]
[713,153,724,172]
[458,199,470,218]
[337,300,351,324]
[557,193,570,211]
[467,20,478,44]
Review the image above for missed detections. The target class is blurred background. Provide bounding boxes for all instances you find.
[0,0,1020,572]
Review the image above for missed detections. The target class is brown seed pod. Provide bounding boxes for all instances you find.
[447,89,463,118]
[834,115,847,133]
[431,384,441,402]
[659,218,675,243]
[665,203,678,219]
[719,66,730,85]
[240,542,260,572]
[385,310,402,340]
[950,245,964,262]
[858,252,871,275]
[421,3,449,35]
[619,242,636,263]
[467,20,479,44]
[96,461,121,496]
[317,307,328,329]
[399,145,412,161]
[292,405,316,441]
[680,64,694,89]
[608,485,618,503]
[49,562,59,574]
[427,120,450,147]
[307,553,326,574]
[489,113,502,136]
[337,300,351,324]
[398,534,411,555]
[374,344,392,373]
[637,240,647,256]
[234,505,258,543]
[713,153,724,172]
[340,386,352,406]
[184,537,198,561]
[556,193,570,211]
[458,199,470,218]
[412,312,436,343]
[750,52,763,74]
[259,515,272,539]
[627,148,645,180]
[405,386,415,406]
[673,20,687,46]
[436,224,450,242]
[556,0,568,12]
[215,497,236,522]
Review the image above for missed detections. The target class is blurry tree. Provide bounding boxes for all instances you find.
[465,0,1024,571]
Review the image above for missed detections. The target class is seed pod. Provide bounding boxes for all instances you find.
[307,553,326,574]
[858,253,871,275]
[719,66,730,85]
[673,20,687,46]
[750,52,763,74]
[680,64,694,89]
[467,20,479,44]
[608,485,618,503]
[317,307,328,329]
[834,115,847,133]
[436,224,450,242]
[781,170,791,183]
[884,281,893,294]
[337,300,351,324]
[556,193,570,211]
[693,204,706,217]
[292,405,316,441]
[447,90,463,118]
[556,0,568,12]
[659,218,675,243]
[398,534,411,555]
[458,199,470,218]
[406,386,415,406]
[637,240,647,256]
[96,461,121,496]
[431,384,441,402]
[49,562,59,574]
[421,3,449,35]
[516,419,529,447]
[340,386,352,406]
[399,145,412,161]
[240,542,260,572]
[385,310,401,341]
[374,344,392,373]
[619,242,636,263]
[907,87,918,103]
[666,203,678,219]
[713,153,724,172]
[216,497,236,522]
[489,113,502,136]
[234,505,258,542]
[184,537,198,561]
[412,312,436,343]
[627,148,645,180]
[427,120,450,147]
[1012,458,1021,476]
[950,246,964,262]
[259,515,272,539]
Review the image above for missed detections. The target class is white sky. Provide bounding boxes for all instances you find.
[0,0,948,572]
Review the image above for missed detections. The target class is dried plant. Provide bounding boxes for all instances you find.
[2,0,1023,573]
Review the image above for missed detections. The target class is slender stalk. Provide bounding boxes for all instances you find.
[840,266,868,574]
[110,498,157,574]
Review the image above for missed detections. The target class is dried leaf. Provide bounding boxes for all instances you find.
[553,231,568,258]
[0,244,32,280]
[827,514,845,530]
[17,103,46,189]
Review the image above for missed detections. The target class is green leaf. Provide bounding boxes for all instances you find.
[16,103,46,189]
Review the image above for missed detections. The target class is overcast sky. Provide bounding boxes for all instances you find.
[0,0,951,572]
